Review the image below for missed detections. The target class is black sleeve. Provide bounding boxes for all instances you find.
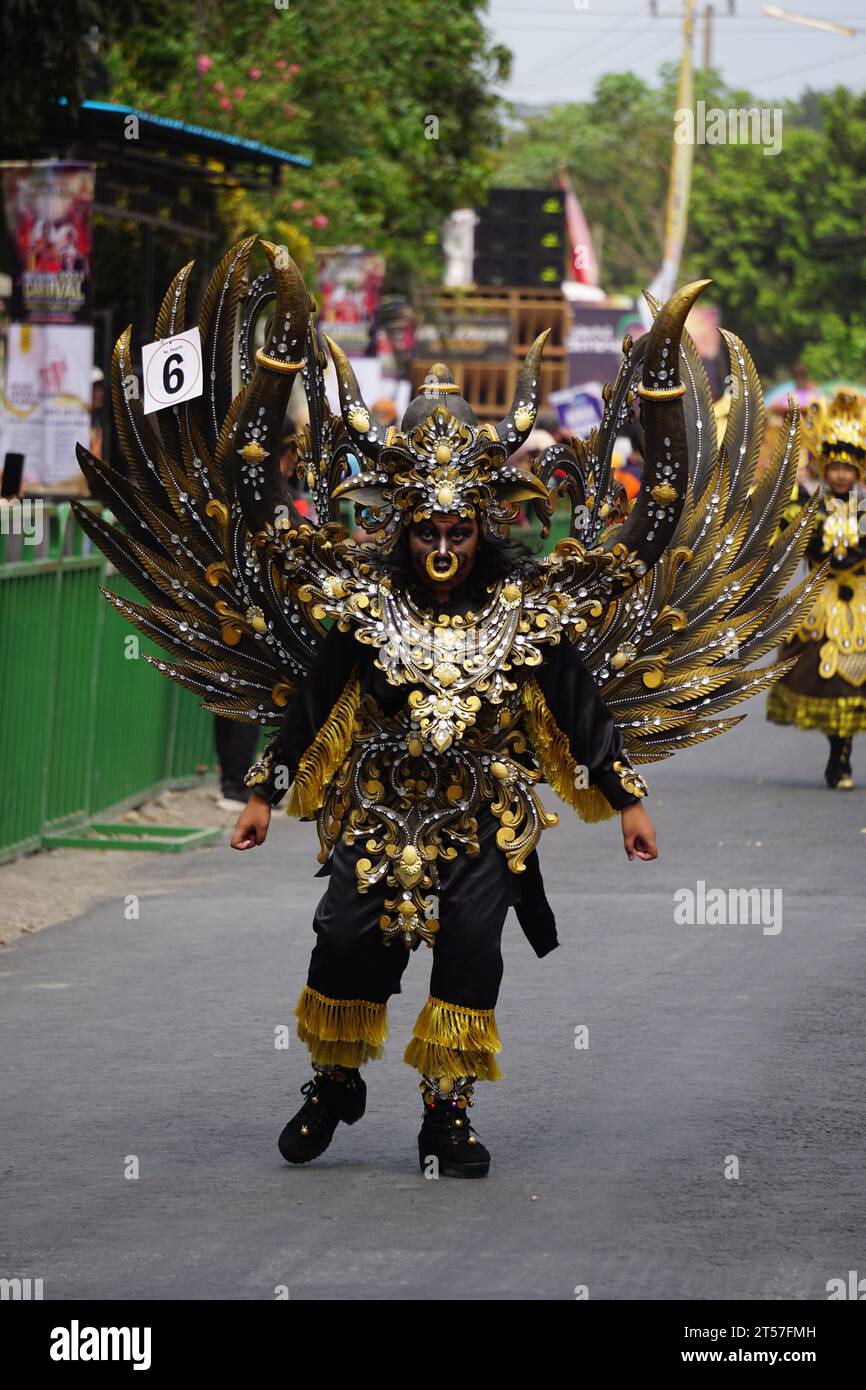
[243,624,360,806]
[533,637,647,812]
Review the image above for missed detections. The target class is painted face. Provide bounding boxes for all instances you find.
[408,514,479,594]
[825,460,859,496]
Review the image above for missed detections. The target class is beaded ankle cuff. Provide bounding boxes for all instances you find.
[420,1073,477,1107]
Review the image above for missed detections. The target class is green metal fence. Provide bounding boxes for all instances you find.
[0,501,218,864]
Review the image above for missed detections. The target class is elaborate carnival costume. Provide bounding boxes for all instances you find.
[73,240,820,1176]
[766,390,866,788]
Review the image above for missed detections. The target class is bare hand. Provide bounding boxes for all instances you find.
[231,792,272,850]
[621,802,657,862]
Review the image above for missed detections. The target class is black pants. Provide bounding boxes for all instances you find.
[213,716,261,800]
[295,810,515,1080]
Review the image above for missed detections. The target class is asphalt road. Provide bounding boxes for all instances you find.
[2,698,865,1301]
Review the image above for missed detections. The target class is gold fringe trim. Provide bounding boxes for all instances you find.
[404,996,504,1082]
[767,683,866,737]
[522,678,617,822]
[404,1040,504,1082]
[287,671,361,819]
[303,1038,384,1067]
[295,985,388,1067]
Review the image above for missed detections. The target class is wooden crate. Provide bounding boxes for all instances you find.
[410,286,569,423]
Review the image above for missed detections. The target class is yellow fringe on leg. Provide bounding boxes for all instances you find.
[767,682,866,736]
[286,671,361,819]
[295,985,388,1068]
[403,995,504,1081]
[522,678,617,822]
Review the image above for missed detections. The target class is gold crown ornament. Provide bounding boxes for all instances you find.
[803,389,866,482]
[326,339,552,548]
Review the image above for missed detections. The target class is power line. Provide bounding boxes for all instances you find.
[493,19,863,33]
[510,24,632,87]
[736,38,866,88]
[489,1,864,13]
[513,29,677,97]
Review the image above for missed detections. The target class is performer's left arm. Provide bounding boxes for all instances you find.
[534,639,658,862]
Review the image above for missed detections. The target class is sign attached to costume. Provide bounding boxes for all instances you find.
[142,329,203,415]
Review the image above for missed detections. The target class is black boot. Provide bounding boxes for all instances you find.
[826,736,854,790]
[278,1066,366,1165]
[417,1076,490,1179]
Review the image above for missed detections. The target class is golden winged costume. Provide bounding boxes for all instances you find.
[72,240,820,1155]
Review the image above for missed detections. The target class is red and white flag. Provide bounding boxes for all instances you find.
[558,167,599,288]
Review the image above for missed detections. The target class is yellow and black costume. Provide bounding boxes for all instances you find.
[244,611,646,1080]
[767,391,866,785]
[71,240,820,1169]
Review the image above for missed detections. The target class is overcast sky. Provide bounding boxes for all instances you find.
[485,0,866,108]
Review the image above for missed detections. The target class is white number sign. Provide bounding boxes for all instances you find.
[141,328,203,415]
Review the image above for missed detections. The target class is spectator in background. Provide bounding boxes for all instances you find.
[510,428,557,472]
[536,409,566,444]
[214,716,262,813]
[89,367,105,462]
[611,418,643,501]
[279,418,314,520]
[372,399,398,432]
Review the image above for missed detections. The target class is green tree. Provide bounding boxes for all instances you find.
[800,314,866,383]
[686,86,866,378]
[497,73,866,380]
[102,0,511,289]
[0,0,115,149]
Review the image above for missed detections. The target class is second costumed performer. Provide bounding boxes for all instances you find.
[766,391,866,788]
[73,240,819,1181]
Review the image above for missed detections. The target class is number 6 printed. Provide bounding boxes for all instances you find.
[142,328,203,415]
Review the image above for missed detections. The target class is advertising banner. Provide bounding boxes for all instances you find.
[1,161,95,325]
[414,315,513,362]
[567,305,641,390]
[316,247,385,357]
[549,383,604,439]
[0,161,96,486]
[1,322,93,487]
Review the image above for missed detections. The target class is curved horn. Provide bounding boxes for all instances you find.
[602,279,711,582]
[232,240,311,534]
[324,334,383,462]
[495,329,551,451]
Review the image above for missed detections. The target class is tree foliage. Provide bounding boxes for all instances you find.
[102,0,511,288]
[497,72,866,380]
[0,0,115,150]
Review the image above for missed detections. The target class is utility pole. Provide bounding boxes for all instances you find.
[703,4,714,69]
[643,0,696,325]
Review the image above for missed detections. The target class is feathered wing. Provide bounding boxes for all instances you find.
[562,330,825,763]
[71,238,348,725]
